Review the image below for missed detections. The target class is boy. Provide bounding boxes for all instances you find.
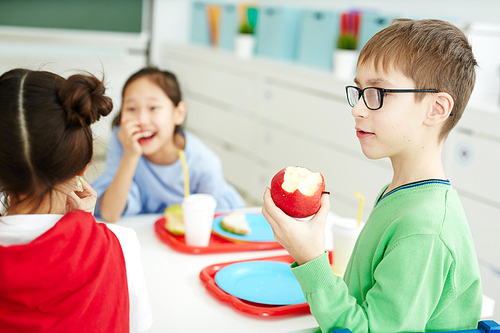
[262,19,481,333]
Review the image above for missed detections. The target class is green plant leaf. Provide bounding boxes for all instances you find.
[337,33,356,50]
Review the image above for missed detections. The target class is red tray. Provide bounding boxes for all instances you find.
[154,217,283,254]
[199,254,311,317]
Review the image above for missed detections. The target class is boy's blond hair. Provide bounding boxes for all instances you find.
[358,19,477,141]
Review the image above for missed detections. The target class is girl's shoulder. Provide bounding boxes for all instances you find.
[184,132,216,156]
[183,131,204,148]
[183,131,221,168]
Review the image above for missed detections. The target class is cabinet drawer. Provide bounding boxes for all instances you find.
[250,163,275,206]
[478,265,500,320]
[185,98,256,153]
[201,139,255,196]
[446,132,500,205]
[166,60,259,111]
[259,83,360,152]
[461,196,500,268]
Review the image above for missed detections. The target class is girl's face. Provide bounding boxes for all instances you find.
[121,77,185,157]
[351,62,430,162]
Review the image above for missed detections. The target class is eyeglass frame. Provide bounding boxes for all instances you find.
[345,85,441,112]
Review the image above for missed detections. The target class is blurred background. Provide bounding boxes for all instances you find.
[1,0,499,321]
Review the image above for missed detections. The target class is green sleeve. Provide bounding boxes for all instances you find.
[292,235,453,333]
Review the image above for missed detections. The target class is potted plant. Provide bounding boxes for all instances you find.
[234,6,257,59]
[333,11,360,79]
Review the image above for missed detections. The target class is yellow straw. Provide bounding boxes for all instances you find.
[353,191,364,226]
[178,150,190,198]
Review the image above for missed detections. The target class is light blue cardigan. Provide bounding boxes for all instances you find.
[92,128,246,217]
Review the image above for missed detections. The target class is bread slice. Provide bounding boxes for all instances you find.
[164,204,184,235]
[220,212,251,235]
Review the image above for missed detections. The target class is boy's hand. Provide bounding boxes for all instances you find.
[66,178,97,214]
[262,187,330,265]
[118,118,143,158]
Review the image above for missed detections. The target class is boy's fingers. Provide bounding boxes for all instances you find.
[262,187,286,216]
[262,188,287,234]
[310,192,331,224]
[262,187,272,208]
[319,192,331,213]
[262,189,275,223]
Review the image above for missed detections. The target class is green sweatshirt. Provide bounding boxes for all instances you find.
[292,180,482,333]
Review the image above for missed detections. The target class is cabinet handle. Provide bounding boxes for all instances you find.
[266,8,276,16]
[314,12,324,20]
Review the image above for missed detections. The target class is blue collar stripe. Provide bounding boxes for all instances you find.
[377,179,451,206]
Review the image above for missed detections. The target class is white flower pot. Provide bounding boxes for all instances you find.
[234,34,256,60]
[333,49,358,80]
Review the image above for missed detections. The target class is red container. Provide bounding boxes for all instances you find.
[199,254,311,316]
[154,217,283,254]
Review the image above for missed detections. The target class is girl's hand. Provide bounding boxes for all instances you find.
[118,117,143,158]
[66,178,97,214]
[262,188,330,265]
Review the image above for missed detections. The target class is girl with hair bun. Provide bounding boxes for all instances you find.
[0,69,152,332]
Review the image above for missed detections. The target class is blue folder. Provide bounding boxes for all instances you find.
[357,13,392,51]
[218,4,239,51]
[190,1,210,46]
[255,6,302,61]
[296,10,339,70]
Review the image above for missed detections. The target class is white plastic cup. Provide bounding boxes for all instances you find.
[181,194,217,247]
[332,218,364,277]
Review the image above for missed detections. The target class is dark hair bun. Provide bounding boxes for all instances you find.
[59,74,113,127]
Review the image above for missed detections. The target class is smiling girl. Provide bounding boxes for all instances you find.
[93,67,245,222]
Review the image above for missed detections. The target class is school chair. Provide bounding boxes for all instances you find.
[330,320,500,333]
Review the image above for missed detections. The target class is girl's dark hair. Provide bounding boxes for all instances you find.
[112,67,184,135]
[0,68,113,211]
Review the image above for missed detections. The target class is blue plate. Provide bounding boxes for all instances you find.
[214,261,306,305]
[212,213,275,242]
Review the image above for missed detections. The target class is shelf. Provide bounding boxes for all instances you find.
[161,42,349,98]
[459,105,500,142]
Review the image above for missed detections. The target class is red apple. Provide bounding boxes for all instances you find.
[270,166,326,218]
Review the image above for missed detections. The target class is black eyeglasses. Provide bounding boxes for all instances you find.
[345,86,439,111]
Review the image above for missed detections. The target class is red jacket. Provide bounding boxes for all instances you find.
[0,210,129,332]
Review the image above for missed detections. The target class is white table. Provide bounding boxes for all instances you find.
[113,213,318,333]
[112,213,495,333]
